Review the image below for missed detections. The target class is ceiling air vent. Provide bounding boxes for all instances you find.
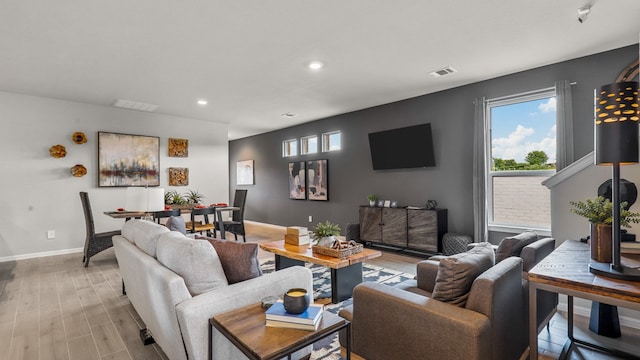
[113,99,159,112]
[429,66,457,77]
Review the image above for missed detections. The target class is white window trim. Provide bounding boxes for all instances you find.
[282,139,298,157]
[322,130,341,152]
[301,135,318,155]
[485,87,556,233]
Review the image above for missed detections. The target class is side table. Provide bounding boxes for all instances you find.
[210,303,350,360]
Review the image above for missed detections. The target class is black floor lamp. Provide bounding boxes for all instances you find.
[590,81,640,280]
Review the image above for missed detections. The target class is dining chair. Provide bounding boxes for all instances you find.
[188,207,216,236]
[153,209,181,225]
[80,191,122,267]
[216,189,247,242]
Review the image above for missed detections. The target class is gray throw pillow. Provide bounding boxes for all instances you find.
[431,243,494,307]
[165,216,186,234]
[196,236,263,284]
[495,231,538,263]
[157,232,228,295]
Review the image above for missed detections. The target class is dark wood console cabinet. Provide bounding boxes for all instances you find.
[359,206,448,253]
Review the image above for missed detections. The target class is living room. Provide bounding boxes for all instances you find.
[1,1,640,359]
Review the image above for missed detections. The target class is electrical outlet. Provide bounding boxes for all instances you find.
[47,230,55,239]
[308,216,313,223]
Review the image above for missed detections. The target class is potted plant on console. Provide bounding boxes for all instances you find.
[570,196,640,262]
[312,220,341,247]
[367,194,378,207]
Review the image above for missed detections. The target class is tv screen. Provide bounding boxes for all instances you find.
[368,123,435,170]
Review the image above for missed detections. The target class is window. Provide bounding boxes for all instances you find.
[486,88,556,234]
[282,139,298,157]
[301,135,318,155]
[322,131,341,152]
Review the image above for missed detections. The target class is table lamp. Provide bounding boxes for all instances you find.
[125,187,165,221]
[590,81,640,280]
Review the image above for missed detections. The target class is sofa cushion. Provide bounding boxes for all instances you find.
[157,232,228,295]
[495,231,538,263]
[165,216,187,234]
[431,242,494,307]
[197,236,263,284]
[122,219,170,257]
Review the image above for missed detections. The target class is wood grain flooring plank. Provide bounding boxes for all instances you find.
[100,349,131,360]
[0,319,15,360]
[91,322,126,357]
[62,309,90,341]
[67,334,99,360]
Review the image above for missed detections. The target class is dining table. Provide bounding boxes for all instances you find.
[104,205,240,240]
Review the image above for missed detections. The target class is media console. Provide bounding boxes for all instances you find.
[358,206,448,254]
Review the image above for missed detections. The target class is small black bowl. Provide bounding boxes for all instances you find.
[283,288,310,314]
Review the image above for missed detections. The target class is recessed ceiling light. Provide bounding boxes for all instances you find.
[308,61,324,71]
[282,113,296,118]
[197,99,208,106]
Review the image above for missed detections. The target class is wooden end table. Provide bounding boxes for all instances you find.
[528,240,640,360]
[259,240,382,303]
[210,303,350,360]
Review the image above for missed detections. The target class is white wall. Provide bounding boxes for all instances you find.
[0,91,229,260]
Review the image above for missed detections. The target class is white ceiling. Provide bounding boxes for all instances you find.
[1,1,639,140]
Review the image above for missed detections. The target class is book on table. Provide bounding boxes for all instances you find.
[265,301,323,325]
[621,241,640,254]
[265,319,320,331]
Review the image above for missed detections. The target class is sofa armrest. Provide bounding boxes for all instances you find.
[415,259,440,292]
[176,265,313,360]
[346,282,491,360]
[521,238,555,273]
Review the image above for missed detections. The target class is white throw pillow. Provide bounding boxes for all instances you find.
[156,232,228,295]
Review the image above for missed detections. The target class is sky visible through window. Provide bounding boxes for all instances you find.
[491,97,556,164]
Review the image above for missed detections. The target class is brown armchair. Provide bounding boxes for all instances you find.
[339,256,525,360]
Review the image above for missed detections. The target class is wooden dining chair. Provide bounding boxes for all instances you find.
[188,207,216,236]
[153,209,181,225]
[216,189,248,242]
[80,191,122,267]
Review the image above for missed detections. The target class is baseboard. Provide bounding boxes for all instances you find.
[0,247,83,263]
[245,220,286,231]
[558,299,640,330]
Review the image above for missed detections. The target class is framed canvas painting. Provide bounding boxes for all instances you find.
[98,132,160,187]
[288,161,306,200]
[307,159,328,201]
[237,160,254,185]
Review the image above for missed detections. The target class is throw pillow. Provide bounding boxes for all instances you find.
[157,232,228,295]
[196,236,263,284]
[122,219,170,258]
[495,231,538,263]
[431,243,494,307]
[165,215,186,234]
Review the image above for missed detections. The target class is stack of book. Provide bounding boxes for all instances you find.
[285,226,310,246]
[621,241,640,254]
[265,301,324,331]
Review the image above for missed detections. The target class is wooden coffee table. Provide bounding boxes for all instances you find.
[209,303,350,360]
[259,240,382,303]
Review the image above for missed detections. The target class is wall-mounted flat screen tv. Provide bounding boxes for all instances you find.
[368,123,435,170]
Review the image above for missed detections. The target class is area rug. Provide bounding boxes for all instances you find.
[260,260,415,360]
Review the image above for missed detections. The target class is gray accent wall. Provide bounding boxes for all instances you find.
[229,45,638,239]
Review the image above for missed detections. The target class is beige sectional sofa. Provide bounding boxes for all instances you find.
[113,220,313,360]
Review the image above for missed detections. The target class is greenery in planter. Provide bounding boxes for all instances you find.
[312,220,341,240]
[367,194,378,202]
[165,190,187,205]
[569,196,640,228]
[185,189,205,204]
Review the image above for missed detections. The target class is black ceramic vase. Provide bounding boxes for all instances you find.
[283,288,310,314]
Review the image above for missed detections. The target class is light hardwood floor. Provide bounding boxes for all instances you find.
[0,221,639,360]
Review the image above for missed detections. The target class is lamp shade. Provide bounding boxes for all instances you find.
[125,187,165,212]
[595,81,639,165]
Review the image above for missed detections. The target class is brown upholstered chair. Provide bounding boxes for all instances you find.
[80,191,121,267]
